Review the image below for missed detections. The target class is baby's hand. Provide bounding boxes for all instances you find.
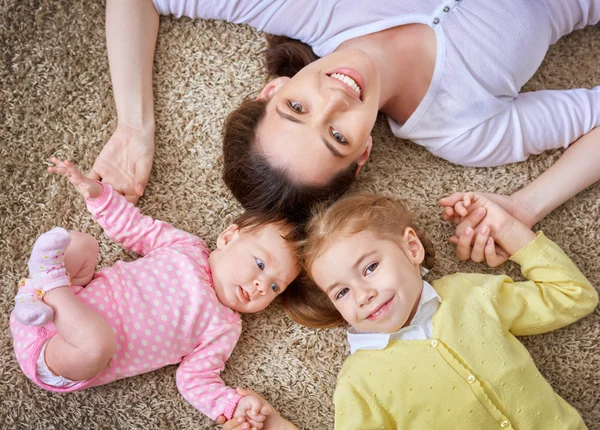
[48,157,103,200]
[233,394,272,430]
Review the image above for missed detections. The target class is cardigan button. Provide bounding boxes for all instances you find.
[467,375,476,383]
[500,420,510,428]
[430,339,439,348]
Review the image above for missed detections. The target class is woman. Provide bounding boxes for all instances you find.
[95,0,599,227]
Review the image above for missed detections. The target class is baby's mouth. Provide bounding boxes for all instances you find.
[238,286,251,302]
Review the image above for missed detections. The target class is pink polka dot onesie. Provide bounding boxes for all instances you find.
[10,185,243,420]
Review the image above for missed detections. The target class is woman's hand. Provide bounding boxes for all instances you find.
[441,192,536,266]
[88,124,155,205]
[440,191,537,229]
[48,157,104,200]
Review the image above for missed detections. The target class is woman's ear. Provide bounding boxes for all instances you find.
[402,227,425,265]
[355,136,373,175]
[216,224,240,249]
[257,77,291,100]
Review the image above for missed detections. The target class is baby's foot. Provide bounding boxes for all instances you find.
[14,228,72,326]
[13,278,54,326]
[28,227,71,280]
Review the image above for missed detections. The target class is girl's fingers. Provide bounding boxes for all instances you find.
[456,227,474,261]
[484,238,502,267]
[470,225,490,263]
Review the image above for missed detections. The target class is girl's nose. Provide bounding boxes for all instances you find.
[356,284,376,306]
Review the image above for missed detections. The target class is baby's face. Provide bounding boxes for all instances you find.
[310,229,424,333]
[209,222,300,313]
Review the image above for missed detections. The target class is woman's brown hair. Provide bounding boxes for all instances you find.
[222,36,358,223]
[283,193,436,329]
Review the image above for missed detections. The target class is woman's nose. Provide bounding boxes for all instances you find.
[322,88,350,118]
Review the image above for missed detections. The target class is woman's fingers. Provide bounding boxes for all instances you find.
[455,207,487,237]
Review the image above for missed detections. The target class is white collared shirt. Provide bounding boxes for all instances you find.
[347,281,441,354]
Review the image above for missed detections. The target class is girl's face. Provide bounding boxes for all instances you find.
[310,228,425,333]
[209,223,301,313]
[256,49,381,185]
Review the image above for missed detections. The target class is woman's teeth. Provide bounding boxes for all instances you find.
[330,73,362,97]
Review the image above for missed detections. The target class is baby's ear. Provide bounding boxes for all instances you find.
[216,224,240,249]
[403,227,425,265]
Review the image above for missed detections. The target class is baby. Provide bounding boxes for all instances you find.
[10,158,301,428]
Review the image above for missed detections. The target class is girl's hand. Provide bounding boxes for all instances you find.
[219,388,298,430]
[442,192,535,265]
[48,157,104,200]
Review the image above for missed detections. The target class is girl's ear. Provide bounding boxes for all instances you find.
[216,224,240,249]
[257,77,290,100]
[403,227,425,265]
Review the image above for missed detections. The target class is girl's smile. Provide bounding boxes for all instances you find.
[311,228,425,334]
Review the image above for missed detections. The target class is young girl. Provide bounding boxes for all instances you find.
[10,158,301,428]
[285,193,598,429]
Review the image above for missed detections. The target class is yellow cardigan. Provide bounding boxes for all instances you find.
[334,233,598,430]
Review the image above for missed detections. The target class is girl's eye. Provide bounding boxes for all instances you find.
[331,128,347,144]
[288,101,305,113]
[365,262,378,276]
[256,258,265,271]
[271,283,279,293]
[335,288,349,300]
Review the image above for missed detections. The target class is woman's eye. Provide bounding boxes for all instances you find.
[335,288,349,300]
[365,262,378,276]
[271,283,279,293]
[331,128,347,143]
[288,101,305,113]
[256,258,265,271]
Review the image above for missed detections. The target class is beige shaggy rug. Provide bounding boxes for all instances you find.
[1,1,598,429]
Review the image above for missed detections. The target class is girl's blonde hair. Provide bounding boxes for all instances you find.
[282,193,435,329]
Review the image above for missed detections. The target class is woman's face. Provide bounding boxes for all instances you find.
[256,49,381,185]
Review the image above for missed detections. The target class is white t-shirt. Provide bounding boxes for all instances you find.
[153,0,600,167]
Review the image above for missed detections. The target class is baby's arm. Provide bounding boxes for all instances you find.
[175,320,255,423]
[49,158,205,255]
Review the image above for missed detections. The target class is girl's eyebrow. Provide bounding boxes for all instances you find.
[353,251,377,271]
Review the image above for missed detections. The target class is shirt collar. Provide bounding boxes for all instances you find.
[347,280,441,354]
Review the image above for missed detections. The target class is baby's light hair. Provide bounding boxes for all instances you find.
[283,193,435,329]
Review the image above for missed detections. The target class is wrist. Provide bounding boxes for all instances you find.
[495,216,536,255]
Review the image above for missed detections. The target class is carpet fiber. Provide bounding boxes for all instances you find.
[1,1,598,429]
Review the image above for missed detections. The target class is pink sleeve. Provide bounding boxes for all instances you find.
[175,320,243,420]
[85,184,207,256]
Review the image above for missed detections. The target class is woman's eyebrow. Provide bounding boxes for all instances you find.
[322,137,345,158]
[276,106,304,124]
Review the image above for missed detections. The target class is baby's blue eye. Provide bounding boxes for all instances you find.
[335,288,349,300]
[365,262,378,276]
[256,258,265,270]
[271,283,279,292]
